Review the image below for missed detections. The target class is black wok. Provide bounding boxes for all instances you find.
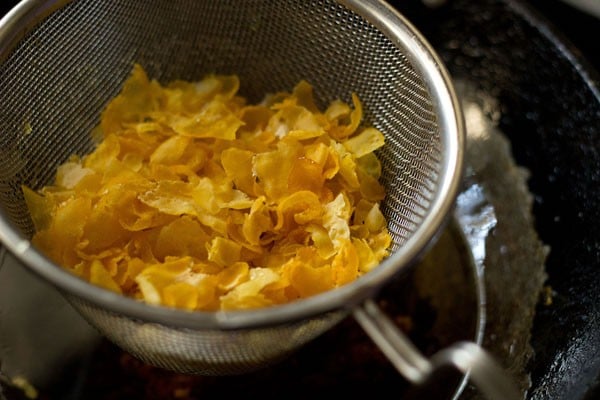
[0,1,598,399]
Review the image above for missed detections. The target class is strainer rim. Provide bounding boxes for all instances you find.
[0,0,464,330]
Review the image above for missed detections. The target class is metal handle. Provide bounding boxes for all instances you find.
[353,299,521,400]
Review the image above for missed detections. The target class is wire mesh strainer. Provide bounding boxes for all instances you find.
[0,0,519,399]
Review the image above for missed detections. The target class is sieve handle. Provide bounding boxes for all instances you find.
[353,299,521,400]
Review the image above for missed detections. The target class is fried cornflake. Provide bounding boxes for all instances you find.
[23,64,392,311]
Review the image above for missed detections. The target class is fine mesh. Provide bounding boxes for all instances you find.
[0,0,450,373]
[73,297,346,375]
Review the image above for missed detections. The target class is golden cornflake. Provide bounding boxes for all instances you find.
[23,64,392,311]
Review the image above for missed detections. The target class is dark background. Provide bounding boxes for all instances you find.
[528,0,599,71]
[1,1,598,72]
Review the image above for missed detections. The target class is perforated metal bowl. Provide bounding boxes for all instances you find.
[0,1,517,399]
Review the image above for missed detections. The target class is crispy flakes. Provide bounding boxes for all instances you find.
[23,64,391,311]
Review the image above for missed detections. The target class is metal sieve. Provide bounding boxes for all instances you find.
[0,1,519,399]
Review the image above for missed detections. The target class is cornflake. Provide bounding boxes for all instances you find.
[23,64,392,311]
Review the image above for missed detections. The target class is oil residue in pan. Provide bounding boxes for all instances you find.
[454,80,549,400]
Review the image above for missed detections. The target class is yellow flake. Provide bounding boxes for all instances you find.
[23,64,392,311]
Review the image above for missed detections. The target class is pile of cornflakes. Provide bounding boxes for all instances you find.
[23,64,391,311]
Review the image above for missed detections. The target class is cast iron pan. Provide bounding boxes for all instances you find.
[0,1,598,399]
[390,0,600,399]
